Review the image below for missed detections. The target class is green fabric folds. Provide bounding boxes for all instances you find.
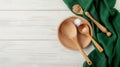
[63,0,120,67]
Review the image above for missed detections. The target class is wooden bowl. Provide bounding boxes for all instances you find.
[57,16,92,50]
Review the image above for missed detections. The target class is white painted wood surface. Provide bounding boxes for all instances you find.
[0,0,119,67]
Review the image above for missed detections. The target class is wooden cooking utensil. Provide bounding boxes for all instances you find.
[78,24,104,52]
[85,12,111,37]
[61,22,92,65]
[72,4,112,37]
[72,4,83,14]
[58,16,92,50]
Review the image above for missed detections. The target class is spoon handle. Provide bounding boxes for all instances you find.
[72,37,92,65]
[85,12,112,37]
[87,34,104,52]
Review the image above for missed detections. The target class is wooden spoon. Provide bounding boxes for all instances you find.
[72,4,112,37]
[85,12,112,37]
[78,24,104,52]
[61,22,92,65]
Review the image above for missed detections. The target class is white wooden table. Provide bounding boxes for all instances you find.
[0,0,119,67]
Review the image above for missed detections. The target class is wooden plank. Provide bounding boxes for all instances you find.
[0,11,74,40]
[0,0,68,10]
[0,41,94,67]
[115,0,120,11]
[0,0,119,11]
[0,11,74,25]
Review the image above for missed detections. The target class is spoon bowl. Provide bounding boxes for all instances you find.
[61,21,77,39]
[72,4,83,14]
[78,24,90,35]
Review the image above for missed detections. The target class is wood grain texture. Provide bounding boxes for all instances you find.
[0,0,119,67]
[0,0,68,10]
[0,41,94,67]
[0,11,74,40]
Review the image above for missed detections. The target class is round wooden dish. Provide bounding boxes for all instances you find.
[57,16,93,50]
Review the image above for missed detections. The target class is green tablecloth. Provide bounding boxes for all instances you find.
[63,0,120,67]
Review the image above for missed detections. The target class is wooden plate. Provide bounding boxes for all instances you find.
[57,16,92,50]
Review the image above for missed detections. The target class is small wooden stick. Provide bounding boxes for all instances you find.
[85,12,112,37]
